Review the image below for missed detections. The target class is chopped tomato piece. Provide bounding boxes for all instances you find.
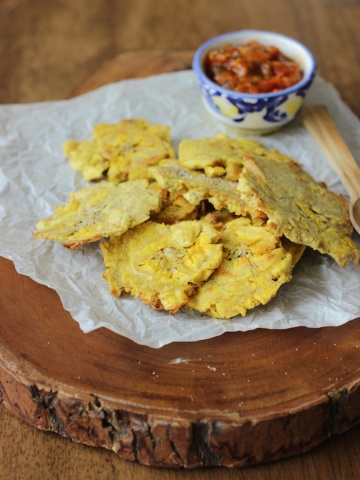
[205,40,303,94]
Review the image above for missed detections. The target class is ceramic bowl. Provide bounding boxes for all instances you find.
[192,30,317,134]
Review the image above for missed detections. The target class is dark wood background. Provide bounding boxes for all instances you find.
[1,0,360,479]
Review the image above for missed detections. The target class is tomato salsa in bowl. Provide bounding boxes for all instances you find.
[193,30,316,134]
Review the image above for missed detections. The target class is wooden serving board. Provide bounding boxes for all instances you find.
[1,50,360,469]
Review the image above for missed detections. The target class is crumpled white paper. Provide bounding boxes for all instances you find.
[0,71,359,348]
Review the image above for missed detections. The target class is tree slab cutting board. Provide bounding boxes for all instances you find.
[1,50,360,469]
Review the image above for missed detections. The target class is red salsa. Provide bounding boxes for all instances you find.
[205,40,303,94]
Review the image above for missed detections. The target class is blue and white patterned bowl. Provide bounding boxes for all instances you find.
[193,30,317,134]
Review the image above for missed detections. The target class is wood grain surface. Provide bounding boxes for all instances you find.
[68,49,194,98]
[1,0,360,479]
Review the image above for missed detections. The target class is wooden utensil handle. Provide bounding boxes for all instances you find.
[302,105,360,201]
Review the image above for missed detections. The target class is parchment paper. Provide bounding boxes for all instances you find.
[0,71,359,348]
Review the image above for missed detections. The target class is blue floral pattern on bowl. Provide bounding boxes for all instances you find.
[198,78,314,129]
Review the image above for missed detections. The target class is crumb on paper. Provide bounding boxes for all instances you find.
[169,357,191,364]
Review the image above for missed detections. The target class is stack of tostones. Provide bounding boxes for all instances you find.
[149,160,257,218]
[100,220,223,314]
[33,120,360,319]
[63,118,175,183]
[33,180,162,250]
[178,133,273,180]
[187,217,303,318]
[237,154,360,267]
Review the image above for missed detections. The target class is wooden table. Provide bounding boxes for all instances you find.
[1,0,360,478]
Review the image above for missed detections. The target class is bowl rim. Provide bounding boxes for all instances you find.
[192,29,317,99]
